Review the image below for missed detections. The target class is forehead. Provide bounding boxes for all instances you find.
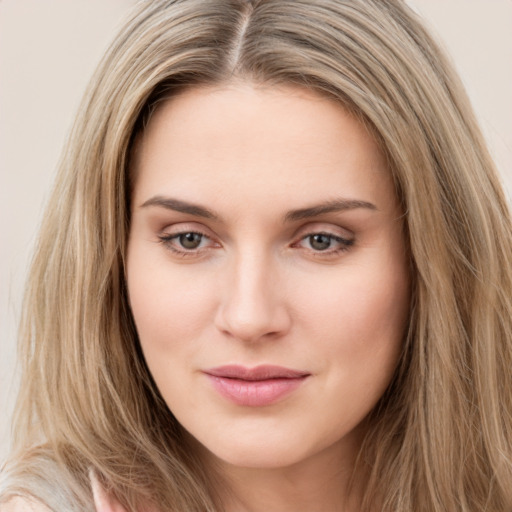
[130,82,396,215]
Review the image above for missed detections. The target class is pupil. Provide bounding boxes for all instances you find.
[179,232,202,249]
[310,234,331,251]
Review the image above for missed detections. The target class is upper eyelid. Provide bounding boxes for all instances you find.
[159,230,216,245]
[157,231,218,257]
[293,222,354,240]
[298,229,352,239]
[159,222,214,237]
[294,233,354,248]
[157,222,354,244]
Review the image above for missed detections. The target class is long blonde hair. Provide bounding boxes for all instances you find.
[2,1,512,510]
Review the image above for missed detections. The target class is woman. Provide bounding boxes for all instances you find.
[1,0,511,511]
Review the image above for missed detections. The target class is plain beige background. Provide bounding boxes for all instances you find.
[1,1,511,465]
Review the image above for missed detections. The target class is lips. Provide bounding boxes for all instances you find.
[204,365,310,406]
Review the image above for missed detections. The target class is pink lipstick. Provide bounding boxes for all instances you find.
[204,365,310,407]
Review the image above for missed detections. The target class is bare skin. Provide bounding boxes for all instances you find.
[127,82,409,512]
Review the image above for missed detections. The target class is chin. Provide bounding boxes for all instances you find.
[187,429,309,470]
[221,446,303,469]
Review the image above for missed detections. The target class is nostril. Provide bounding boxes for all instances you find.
[214,301,291,343]
[213,257,291,341]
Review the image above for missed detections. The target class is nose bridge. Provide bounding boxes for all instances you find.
[215,244,289,342]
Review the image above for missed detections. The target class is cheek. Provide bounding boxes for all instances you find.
[341,272,408,344]
[303,265,407,321]
[295,254,409,374]
[294,261,409,440]
[126,246,217,355]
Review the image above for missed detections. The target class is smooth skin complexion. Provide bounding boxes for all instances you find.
[127,82,410,512]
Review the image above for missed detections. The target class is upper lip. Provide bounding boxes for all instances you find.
[204,365,310,381]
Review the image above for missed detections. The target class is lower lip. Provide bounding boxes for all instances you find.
[206,375,308,407]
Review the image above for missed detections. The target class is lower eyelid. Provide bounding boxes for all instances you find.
[157,230,221,255]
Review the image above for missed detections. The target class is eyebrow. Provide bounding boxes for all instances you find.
[140,195,377,222]
[140,196,218,219]
[284,198,377,222]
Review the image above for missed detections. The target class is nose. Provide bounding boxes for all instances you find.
[214,249,292,343]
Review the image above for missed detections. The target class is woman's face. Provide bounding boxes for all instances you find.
[127,83,409,470]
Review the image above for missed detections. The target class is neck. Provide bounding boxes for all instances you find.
[221,457,364,512]
[193,428,370,512]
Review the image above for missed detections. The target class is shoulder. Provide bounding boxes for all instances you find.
[90,471,129,512]
[0,497,51,512]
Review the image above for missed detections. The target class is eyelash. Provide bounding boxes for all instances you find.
[158,231,214,258]
[157,230,354,258]
[294,232,354,256]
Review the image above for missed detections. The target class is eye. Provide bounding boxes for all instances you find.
[295,232,354,255]
[177,232,204,250]
[158,230,217,256]
[308,233,335,251]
